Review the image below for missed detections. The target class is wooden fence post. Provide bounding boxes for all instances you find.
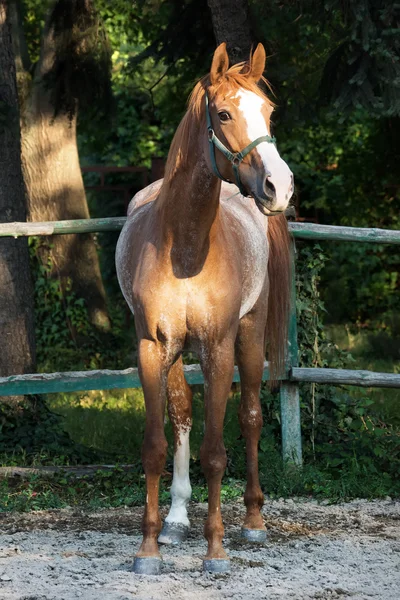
[279,239,302,465]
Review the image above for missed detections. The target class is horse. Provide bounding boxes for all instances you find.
[116,42,293,575]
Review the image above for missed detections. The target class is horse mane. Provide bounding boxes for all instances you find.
[163,61,275,184]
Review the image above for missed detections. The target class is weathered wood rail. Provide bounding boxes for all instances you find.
[1,364,399,397]
[1,217,400,465]
[2,218,400,244]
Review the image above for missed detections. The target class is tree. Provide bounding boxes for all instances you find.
[318,0,400,117]
[0,0,36,403]
[207,0,254,63]
[10,0,112,331]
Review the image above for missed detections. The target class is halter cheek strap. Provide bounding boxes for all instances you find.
[205,93,276,196]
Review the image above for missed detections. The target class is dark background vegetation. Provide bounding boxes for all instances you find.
[0,0,399,507]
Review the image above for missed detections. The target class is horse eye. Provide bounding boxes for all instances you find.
[218,111,231,122]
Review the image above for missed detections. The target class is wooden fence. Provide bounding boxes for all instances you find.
[1,217,400,465]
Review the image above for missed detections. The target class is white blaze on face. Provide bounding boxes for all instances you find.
[235,89,293,211]
[164,426,192,527]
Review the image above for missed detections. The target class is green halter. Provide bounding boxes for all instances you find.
[205,92,276,196]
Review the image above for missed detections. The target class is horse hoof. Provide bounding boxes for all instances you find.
[132,556,162,575]
[158,522,189,545]
[203,558,231,573]
[241,528,267,543]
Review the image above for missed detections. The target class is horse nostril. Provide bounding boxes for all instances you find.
[264,177,276,199]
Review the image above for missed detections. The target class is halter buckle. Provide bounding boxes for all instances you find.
[232,156,241,167]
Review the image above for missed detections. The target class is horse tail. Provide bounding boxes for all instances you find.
[266,213,292,386]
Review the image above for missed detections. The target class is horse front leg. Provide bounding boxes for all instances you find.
[236,311,267,542]
[133,338,169,575]
[200,336,235,573]
[159,356,193,545]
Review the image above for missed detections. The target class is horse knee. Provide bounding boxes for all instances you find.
[200,441,227,479]
[168,402,192,433]
[239,404,263,436]
[142,433,168,474]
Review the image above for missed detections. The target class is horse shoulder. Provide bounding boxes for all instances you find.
[220,198,269,318]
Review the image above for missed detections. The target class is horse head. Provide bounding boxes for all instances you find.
[205,43,294,216]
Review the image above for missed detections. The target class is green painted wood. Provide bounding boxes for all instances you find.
[1,219,400,244]
[290,223,400,244]
[2,363,399,397]
[0,363,280,397]
[280,241,302,465]
[290,367,400,388]
[0,217,126,237]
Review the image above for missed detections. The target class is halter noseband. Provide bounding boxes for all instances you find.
[205,92,276,196]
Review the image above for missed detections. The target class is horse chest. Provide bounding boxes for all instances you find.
[117,197,270,347]
[136,264,241,344]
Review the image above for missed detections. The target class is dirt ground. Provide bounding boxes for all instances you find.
[0,497,399,600]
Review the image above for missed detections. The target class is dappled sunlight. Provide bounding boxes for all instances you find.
[46,389,146,459]
[44,388,244,463]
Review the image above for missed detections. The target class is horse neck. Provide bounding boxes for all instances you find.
[157,149,222,276]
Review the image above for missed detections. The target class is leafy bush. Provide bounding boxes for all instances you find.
[29,237,130,373]
[252,243,400,499]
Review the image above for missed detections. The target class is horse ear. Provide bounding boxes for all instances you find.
[210,43,229,85]
[248,43,266,83]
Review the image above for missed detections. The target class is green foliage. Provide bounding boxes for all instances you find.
[0,468,144,512]
[320,1,400,117]
[297,245,399,481]
[253,244,400,499]
[0,239,131,464]
[279,109,400,325]
[31,240,91,361]
[0,467,242,512]
[29,237,128,372]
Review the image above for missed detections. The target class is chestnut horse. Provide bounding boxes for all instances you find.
[116,43,293,574]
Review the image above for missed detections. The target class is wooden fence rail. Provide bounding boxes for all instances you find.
[2,364,399,397]
[2,218,400,244]
[1,217,400,465]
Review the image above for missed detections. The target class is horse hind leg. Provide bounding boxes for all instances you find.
[159,356,193,545]
[235,311,268,543]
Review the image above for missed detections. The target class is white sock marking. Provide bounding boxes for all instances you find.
[165,426,192,526]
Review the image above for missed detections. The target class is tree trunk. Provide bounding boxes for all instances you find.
[0,0,36,405]
[207,0,254,63]
[15,2,110,332]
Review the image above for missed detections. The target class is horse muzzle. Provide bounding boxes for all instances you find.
[251,170,293,216]
[253,196,285,216]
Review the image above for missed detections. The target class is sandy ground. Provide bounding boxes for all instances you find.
[0,498,399,600]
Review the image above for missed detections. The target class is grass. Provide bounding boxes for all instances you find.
[1,322,398,512]
[0,469,244,513]
[1,451,398,513]
[47,389,146,460]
